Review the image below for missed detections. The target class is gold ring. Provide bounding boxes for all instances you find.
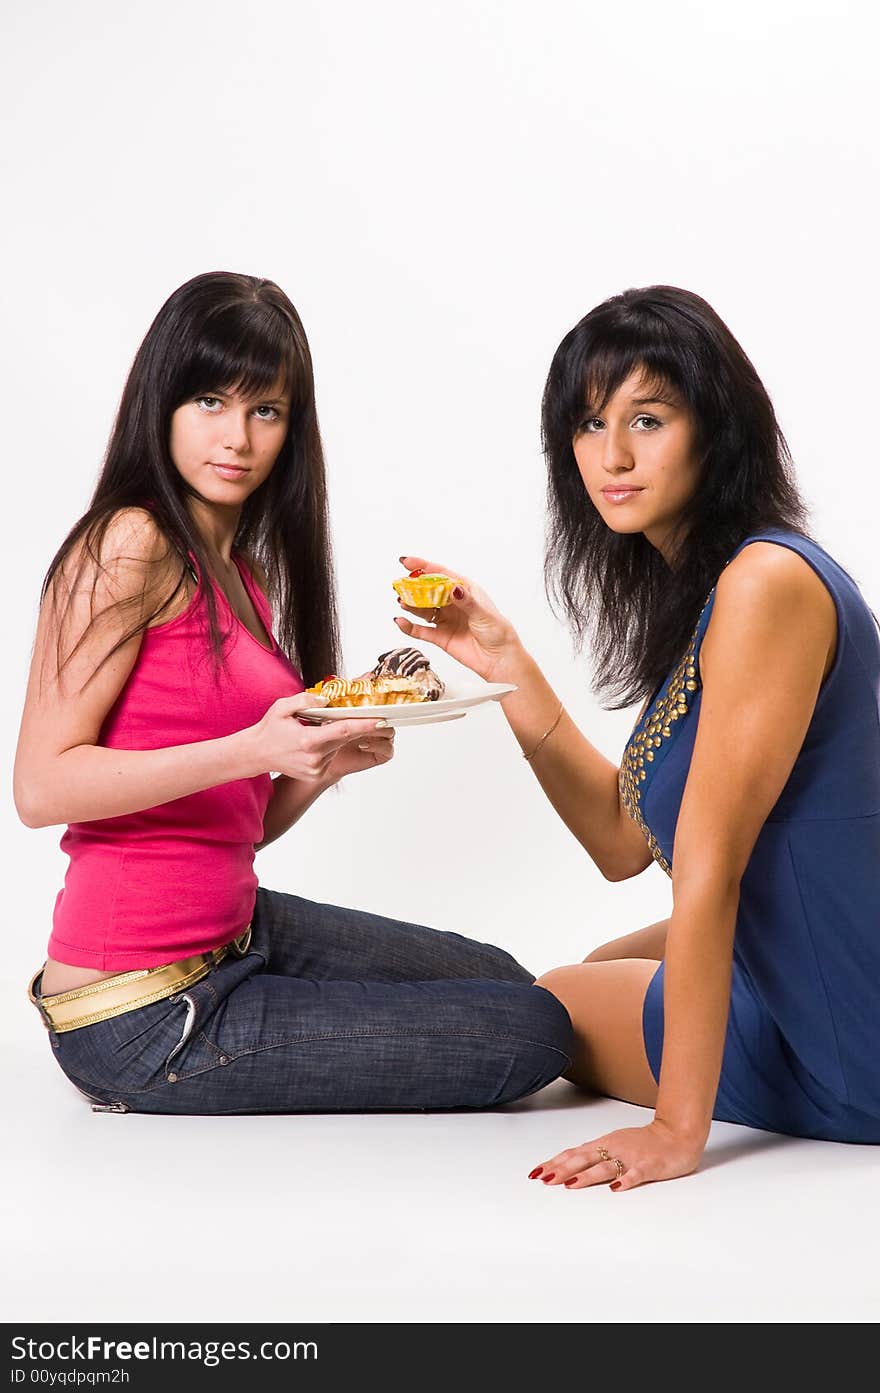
[611,1156,625,1178]
[597,1146,611,1163]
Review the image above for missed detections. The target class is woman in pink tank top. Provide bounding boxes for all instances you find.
[16,271,574,1118]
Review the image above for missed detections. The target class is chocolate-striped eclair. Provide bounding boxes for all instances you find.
[373,648,445,700]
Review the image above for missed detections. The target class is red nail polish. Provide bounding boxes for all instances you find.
[610,1181,621,1191]
[564,1178,579,1188]
[528,1167,543,1180]
[453,586,464,599]
[541,1172,556,1183]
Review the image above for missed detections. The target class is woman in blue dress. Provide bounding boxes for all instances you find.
[396,284,880,1191]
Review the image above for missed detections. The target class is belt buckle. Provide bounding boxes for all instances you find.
[231,923,252,957]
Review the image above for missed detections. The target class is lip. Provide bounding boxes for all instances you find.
[210,464,249,479]
[601,486,644,502]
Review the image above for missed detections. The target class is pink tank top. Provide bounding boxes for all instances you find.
[48,551,304,969]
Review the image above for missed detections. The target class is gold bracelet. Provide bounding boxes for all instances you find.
[522,701,564,762]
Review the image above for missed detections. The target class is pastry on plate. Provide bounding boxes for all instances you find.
[305,648,445,707]
[392,568,456,609]
[373,647,445,701]
[308,677,378,707]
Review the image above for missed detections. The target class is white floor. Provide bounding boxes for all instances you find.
[5,1027,878,1324]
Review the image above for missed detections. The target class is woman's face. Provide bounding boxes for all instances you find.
[169,376,290,507]
[572,368,702,562]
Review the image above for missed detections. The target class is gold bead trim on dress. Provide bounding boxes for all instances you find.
[618,588,714,877]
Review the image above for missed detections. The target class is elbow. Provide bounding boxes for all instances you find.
[671,866,742,907]
[602,863,641,883]
[15,799,45,829]
[13,774,47,828]
[600,852,651,883]
[600,859,626,882]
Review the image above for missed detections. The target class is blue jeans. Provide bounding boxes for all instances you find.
[34,886,575,1114]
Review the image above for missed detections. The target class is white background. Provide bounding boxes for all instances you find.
[2,0,878,1326]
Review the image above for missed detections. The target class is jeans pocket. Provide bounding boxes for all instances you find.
[163,991,198,1074]
[159,977,231,1082]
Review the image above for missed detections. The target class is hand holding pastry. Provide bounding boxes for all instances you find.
[246,693,392,783]
[393,556,524,683]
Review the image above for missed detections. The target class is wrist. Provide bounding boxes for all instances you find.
[487,636,533,686]
[231,725,268,781]
[652,1111,711,1151]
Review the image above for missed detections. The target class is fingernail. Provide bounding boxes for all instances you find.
[541,1173,556,1184]
[564,1178,579,1188]
[357,743,370,751]
[453,586,464,600]
[610,1182,621,1192]
[528,1167,543,1180]
[374,719,389,728]
[398,556,407,563]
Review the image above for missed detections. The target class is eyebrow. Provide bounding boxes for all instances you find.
[212,388,289,405]
[629,395,678,407]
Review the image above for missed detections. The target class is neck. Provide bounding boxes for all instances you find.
[187,498,241,568]
[643,517,688,570]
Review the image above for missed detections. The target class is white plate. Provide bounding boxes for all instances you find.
[300,683,517,726]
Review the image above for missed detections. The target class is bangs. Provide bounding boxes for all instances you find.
[176,302,299,405]
[559,319,692,433]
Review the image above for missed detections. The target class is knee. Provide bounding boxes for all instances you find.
[533,965,580,1001]
[526,979,576,1050]
[491,985,576,1105]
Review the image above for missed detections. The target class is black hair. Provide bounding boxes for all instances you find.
[42,271,340,690]
[542,284,810,708]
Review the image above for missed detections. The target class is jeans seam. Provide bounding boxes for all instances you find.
[210,1027,573,1052]
[63,1031,574,1097]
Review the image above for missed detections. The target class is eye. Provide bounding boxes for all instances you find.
[576,417,604,435]
[632,414,661,430]
[253,404,281,421]
[195,395,223,412]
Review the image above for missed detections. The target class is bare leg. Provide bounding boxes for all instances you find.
[583,917,669,964]
[535,959,659,1107]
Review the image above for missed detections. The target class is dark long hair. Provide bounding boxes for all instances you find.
[42,271,340,689]
[543,285,811,710]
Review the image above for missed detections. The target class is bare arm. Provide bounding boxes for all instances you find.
[655,543,837,1147]
[252,775,330,852]
[13,508,268,827]
[12,512,384,824]
[494,650,654,881]
[394,555,653,882]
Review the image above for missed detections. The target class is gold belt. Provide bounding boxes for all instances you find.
[28,924,253,1034]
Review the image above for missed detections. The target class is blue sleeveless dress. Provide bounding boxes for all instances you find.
[624,528,880,1142]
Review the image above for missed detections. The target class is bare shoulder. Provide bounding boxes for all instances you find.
[719,540,835,613]
[703,539,837,682]
[58,506,168,584]
[100,506,176,570]
[51,506,188,631]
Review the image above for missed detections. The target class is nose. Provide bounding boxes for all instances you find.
[220,407,251,455]
[600,427,634,474]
